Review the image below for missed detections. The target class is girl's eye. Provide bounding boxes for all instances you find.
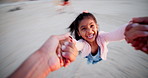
[81,28,86,30]
[90,25,94,28]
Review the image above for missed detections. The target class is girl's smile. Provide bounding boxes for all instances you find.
[87,34,94,39]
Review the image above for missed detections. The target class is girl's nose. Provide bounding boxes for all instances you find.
[87,28,94,34]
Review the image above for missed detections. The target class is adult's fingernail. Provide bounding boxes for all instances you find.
[128,21,133,24]
[61,62,64,66]
[61,45,66,50]
[58,53,61,57]
[62,52,66,56]
[132,23,139,27]
[64,42,69,46]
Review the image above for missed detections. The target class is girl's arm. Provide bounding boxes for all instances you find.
[75,40,85,51]
[70,36,84,51]
[102,24,127,42]
[73,39,91,57]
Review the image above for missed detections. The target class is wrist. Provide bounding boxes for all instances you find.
[36,50,52,74]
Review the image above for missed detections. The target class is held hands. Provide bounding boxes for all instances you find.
[39,33,78,72]
[124,17,148,53]
[58,36,78,67]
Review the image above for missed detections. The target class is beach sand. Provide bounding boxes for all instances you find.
[0,0,148,78]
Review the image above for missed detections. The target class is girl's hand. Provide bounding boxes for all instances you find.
[57,36,78,67]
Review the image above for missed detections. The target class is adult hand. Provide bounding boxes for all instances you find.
[124,17,148,53]
[131,17,148,24]
[9,33,78,78]
[39,33,78,71]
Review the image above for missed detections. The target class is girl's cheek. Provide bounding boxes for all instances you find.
[80,32,85,37]
[93,26,97,30]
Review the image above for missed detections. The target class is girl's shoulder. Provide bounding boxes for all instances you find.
[98,31,109,38]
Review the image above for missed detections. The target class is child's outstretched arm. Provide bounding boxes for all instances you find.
[101,24,127,42]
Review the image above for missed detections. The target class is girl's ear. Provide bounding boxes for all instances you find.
[77,32,81,36]
[96,24,99,29]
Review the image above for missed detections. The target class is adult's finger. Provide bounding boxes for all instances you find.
[125,23,133,32]
[126,23,148,31]
[127,31,148,42]
[62,52,76,62]
[125,25,148,41]
[56,44,64,66]
[63,59,70,67]
[132,17,148,24]
[56,33,71,41]
[62,42,78,57]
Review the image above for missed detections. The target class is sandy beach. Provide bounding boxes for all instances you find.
[0,0,148,78]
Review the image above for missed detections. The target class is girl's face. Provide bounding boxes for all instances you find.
[78,18,98,43]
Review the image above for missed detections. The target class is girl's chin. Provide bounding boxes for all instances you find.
[86,38,95,43]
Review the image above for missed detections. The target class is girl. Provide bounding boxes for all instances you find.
[66,11,127,64]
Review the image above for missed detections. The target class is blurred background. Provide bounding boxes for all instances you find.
[0,0,148,78]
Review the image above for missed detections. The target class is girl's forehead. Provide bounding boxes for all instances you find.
[79,18,96,27]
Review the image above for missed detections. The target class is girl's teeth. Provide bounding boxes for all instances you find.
[88,34,93,38]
